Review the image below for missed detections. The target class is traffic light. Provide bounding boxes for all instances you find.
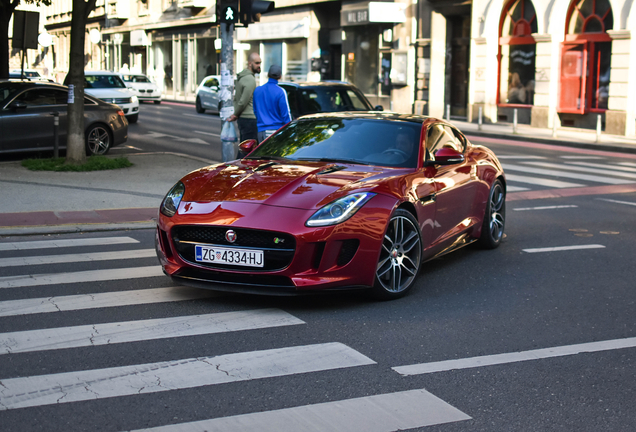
[239,0,274,26]
[217,0,239,24]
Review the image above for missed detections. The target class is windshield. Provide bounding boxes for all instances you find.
[121,75,151,83]
[297,87,372,114]
[85,75,126,89]
[0,85,19,105]
[248,118,422,168]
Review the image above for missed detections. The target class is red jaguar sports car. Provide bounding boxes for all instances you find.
[156,112,506,299]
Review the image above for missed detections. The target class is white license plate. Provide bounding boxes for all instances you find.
[195,245,264,268]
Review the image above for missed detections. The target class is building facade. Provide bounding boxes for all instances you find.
[9,0,636,136]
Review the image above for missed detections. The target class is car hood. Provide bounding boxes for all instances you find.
[85,88,134,98]
[179,160,407,210]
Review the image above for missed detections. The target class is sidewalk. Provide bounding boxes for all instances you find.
[0,152,214,236]
[1,120,636,237]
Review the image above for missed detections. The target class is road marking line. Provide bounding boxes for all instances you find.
[505,173,584,188]
[0,266,164,289]
[195,130,220,137]
[524,161,636,180]
[507,185,531,192]
[522,244,605,253]
[0,343,375,410]
[0,287,218,317]
[501,163,634,185]
[393,336,636,376]
[0,249,156,268]
[559,156,603,159]
[513,205,578,211]
[597,198,636,207]
[0,237,139,251]
[492,155,546,159]
[568,161,636,173]
[131,389,471,432]
[619,162,636,167]
[0,309,304,354]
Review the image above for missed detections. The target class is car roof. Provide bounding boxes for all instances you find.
[295,111,439,124]
[279,81,357,88]
[84,71,120,75]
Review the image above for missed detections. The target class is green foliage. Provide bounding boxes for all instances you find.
[21,156,133,171]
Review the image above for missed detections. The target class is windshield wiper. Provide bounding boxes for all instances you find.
[244,155,288,161]
[296,157,370,165]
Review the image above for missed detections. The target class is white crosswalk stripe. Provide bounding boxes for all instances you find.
[0,236,139,251]
[502,162,634,185]
[524,161,636,180]
[0,309,304,354]
[0,343,375,410]
[0,249,156,267]
[0,287,217,317]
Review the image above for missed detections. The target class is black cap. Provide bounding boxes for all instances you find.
[268,64,282,79]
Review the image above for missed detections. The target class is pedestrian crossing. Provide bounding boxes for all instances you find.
[496,154,636,192]
[0,234,470,431]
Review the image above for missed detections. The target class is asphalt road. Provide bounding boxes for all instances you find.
[1,113,636,431]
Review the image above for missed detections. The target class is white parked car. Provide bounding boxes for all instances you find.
[66,71,139,123]
[120,73,162,104]
[195,75,221,114]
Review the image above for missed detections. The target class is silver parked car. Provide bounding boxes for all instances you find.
[195,75,221,114]
[0,80,128,155]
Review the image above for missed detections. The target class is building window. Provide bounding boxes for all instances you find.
[559,0,613,113]
[498,0,537,106]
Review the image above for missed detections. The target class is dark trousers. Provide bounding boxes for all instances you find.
[237,117,258,143]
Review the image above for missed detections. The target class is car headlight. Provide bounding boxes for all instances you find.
[160,181,185,217]
[306,192,376,227]
[131,95,139,103]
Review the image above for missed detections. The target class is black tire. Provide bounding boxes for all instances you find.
[196,97,205,113]
[127,113,138,124]
[371,209,422,300]
[477,179,506,249]
[154,100,161,105]
[85,124,112,156]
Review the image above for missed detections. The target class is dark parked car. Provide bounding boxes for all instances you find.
[279,81,382,119]
[0,80,128,155]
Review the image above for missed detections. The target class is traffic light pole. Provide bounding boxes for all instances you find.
[219,22,237,161]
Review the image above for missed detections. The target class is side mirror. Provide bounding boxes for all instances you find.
[374,105,384,111]
[428,148,465,166]
[239,139,258,156]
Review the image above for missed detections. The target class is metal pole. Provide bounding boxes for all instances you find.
[552,112,558,138]
[512,108,518,134]
[446,104,450,121]
[220,22,237,162]
[478,106,483,131]
[596,114,602,143]
[52,112,59,158]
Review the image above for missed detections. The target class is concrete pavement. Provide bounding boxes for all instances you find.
[1,118,636,237]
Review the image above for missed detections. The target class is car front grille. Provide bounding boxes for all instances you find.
[172,225,296,271]
[102,97,133,104]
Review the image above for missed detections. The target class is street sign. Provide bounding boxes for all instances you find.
[12,10,39,50]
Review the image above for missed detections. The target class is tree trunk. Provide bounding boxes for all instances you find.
[65,0,96,164]
[0,0,18,79]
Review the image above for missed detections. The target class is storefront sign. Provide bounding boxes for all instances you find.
[341,2,406,27]
[237,19,310,41]
[130,30,150,46]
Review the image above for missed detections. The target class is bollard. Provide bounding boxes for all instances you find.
[478,106,483,131]
[52,111,59,158]
[446,104,450,121]
[513,108,518,134]
[552,113,558,138]
[596,114,602,143]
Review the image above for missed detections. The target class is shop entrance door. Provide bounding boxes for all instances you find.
[447,14,470,118]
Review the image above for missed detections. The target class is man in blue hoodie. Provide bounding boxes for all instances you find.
[253,65,292,142]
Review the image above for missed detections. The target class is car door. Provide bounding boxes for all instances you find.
[424,123,479,249]
[0,88,68,152]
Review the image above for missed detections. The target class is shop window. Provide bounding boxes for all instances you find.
[286,39,307,81]
[498,0,537,106]
[263,42,283,79]
[559,0,613,113]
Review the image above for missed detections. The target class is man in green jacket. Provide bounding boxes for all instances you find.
[227,52,261,142]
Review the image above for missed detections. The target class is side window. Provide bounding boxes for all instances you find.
[15,89,61,106]
[346,90,368,110]
[280,86,298,118]
[426,124,462,159]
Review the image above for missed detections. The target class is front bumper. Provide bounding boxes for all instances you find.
[155,196,396,294]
